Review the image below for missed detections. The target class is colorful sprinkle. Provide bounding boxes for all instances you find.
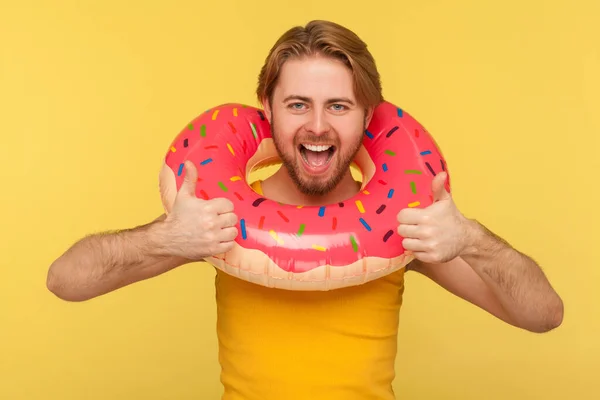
[378,179,387,185]
[383,230,394,242]
[277,210,289,222]
[230,176,241,181]
[228,122,237,134]
[227,143,235,156]
[386,126,399,138]
[359,218,372,231]
[269,230,284,245]
[312,244,326,252]
[420,150,432,156]
[211,110,220,120]
[258,216,265,229]
[397,108,403,117]
[362,190,370,195]
[365,130,374,139]
[170,146,177,152]
[376,204,386,214]
[188,123,194,130]
[338,202,344,207]
[257,110,265,121]
[425,162,436,175]
[296,205,303,209]
[350,235,359,252]
[233,108,238,117]
[183,139,189,148]
[199,190,208,200]
[387,189,395,199]
[250,122,258,139]
[240,219,247,239]
[297,224,305,236]
[252,198,266,207]
[318,207,326,217]
[355,200,365,213]
[384,150,396,156]
[415,129,420,138]
[177,163,184,176]
[200,158,213,165]
[405,169,422,174]
[332,217,337,230]
[234,192,243,201]
[242,140,247,154]
[441,159,446,171]
[200,125,207,137]
[218,182,228,192]
[410,181,417,194]
[408,201,420,208]
[204,145,218,150]
[382,163,388,172]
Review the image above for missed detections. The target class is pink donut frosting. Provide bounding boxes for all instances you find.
[159,101,449,277]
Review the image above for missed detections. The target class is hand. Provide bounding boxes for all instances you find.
[396,172,474,264]
[160,161,238,260]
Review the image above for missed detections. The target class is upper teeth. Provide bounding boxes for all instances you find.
[302,144,331,152]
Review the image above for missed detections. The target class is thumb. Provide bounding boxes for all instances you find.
[179,160,199,198]
[431,171,450,202]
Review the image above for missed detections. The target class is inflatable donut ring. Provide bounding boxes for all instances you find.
[159,101,450,291]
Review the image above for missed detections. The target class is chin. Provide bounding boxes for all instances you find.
[273,134,358,196]
[292,150,348,196]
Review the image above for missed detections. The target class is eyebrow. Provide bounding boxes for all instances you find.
[282,95,356,106]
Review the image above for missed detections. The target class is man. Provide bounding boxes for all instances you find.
[47,20,563,400]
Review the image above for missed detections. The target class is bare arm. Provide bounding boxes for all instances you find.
[408,220,564,333]
[46,215,191,302]
[47,162,239,302]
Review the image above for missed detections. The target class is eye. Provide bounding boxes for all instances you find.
[330,104,347,111]
[288,102,306,110]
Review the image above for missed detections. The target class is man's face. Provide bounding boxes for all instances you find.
[263,55,372,196]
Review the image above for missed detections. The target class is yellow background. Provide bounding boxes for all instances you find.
[1,0,599,398]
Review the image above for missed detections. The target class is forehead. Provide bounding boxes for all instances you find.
[274,56,356,101]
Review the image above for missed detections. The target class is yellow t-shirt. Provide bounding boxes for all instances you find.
[214,180,406,400]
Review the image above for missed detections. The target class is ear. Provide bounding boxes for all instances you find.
[261,96,272,123]
[364,105,375,127]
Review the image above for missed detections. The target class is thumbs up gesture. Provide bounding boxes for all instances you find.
[161,161,239,260]
[396,172,474,264]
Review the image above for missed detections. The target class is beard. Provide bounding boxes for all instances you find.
[270,116,364,197]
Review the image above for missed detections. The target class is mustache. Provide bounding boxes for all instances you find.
[270,124,340,147]
[293,134,340,146]
[295,135,338,146]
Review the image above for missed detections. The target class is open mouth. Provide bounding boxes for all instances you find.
[298,143,336,171]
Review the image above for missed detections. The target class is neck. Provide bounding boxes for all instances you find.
[261,166,361,206]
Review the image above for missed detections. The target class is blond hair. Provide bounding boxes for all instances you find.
[256,20,383,109]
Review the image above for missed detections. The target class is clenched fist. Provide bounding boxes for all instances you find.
[159,161,238,260]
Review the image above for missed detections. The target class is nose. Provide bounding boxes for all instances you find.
[304,108,331,136]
